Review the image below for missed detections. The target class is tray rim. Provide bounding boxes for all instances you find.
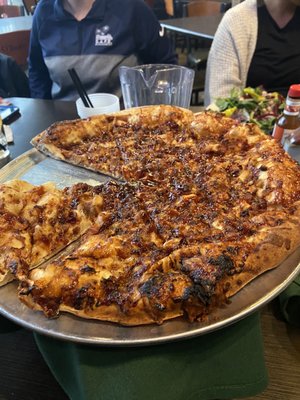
[0,256,299,347]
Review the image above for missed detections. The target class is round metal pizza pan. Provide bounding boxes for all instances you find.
[0,150,300,346]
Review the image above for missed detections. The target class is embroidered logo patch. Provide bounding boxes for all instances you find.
[95,26,113,46]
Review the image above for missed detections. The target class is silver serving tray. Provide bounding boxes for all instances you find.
[0,149,299,346]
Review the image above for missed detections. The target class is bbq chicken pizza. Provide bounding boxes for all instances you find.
[0,105,299,326]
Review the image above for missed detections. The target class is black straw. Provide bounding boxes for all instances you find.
[68,68,94,108]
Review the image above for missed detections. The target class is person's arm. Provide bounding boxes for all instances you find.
[204,2,258,107]
[204,17,243,106]
[0,53,29,98]
[9,58,30,98]
[133,1,178,65]
[28,14,52,99]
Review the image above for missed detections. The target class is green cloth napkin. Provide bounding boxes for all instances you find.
[278,274,300,328]
[34,312,268,400]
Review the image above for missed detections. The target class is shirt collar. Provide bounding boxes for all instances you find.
[54,0,107,21]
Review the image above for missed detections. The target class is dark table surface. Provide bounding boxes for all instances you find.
[160,14,223,39]
[173,0,231,18]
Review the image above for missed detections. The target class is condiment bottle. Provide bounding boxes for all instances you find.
[272,84,300,144]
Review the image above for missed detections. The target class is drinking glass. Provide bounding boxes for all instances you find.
[76,93,120,118]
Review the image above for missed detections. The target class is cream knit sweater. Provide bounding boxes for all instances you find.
[204,0,258,106]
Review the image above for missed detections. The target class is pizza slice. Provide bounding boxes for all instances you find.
[30,105,194,180]
[0,180,105,285]
[18,209,169,325]
[18,208,300,326]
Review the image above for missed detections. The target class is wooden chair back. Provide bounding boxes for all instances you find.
[185,1,222,16]
[0,30,31,68]
[0,5,23,17]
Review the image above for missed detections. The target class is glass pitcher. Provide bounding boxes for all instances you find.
[119,64,195,109]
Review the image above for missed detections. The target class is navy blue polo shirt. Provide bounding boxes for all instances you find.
[29,0,177,99]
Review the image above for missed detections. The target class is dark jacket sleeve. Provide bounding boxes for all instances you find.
[0,53,30,98]
[133,1,178,65]
[28,9,52,99]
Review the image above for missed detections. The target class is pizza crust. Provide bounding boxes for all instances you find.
[30,105,195,179]
[21,294,184,326]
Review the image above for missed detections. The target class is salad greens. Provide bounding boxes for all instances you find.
[213,86,285,134]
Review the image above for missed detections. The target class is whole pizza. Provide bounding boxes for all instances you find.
[1,105,300,326]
